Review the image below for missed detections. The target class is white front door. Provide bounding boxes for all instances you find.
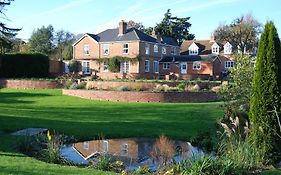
[180,62,187,74]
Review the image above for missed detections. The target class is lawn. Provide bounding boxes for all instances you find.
[0,88,224,174]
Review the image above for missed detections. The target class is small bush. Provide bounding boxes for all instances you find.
[117,85,130,91]
[134,165,151,175]
[68,59,79,73]
[176,83,186,91]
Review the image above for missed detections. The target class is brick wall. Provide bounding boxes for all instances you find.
[63,89,218,103]
[0,79,61,89]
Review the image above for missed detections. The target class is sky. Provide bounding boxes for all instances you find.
[4,0,281,41]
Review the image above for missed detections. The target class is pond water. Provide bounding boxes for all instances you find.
[60,138,204,171]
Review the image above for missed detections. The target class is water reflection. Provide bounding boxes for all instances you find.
[60,138,204,171]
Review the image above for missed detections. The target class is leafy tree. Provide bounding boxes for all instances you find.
[62,44,73,60]
[214,14,262,53]
[127,20,144,31]
[249,21,281,162]
[52,30,74,60]
[0,0,21,53]
[29,25,54,55]
[219,54,255,112]
[155,9,194,45]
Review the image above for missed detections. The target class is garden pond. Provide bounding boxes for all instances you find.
[60,137,204,171]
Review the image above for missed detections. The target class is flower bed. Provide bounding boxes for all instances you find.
[63,89,219,103]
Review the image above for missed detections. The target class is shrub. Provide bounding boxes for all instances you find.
[117,85,130,91]
[134,165,151,175]
[40,133,65,164]
[176,83,186,91]
[0,53,49,78]
[68,59,79,73]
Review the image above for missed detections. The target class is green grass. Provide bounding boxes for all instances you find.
[0,88,223,175]
[0,88,222,140]
[261,169,281,175]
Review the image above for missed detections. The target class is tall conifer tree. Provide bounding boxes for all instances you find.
[249,21,281,161]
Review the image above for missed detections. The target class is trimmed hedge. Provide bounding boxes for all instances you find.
[0,53,49,78]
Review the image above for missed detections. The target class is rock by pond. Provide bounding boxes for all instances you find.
[60,137,204,171]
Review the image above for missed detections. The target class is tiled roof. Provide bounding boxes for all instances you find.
[181,39,236,55]
[86,28,178,46]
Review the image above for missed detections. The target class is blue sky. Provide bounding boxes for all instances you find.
[4,0,281,41]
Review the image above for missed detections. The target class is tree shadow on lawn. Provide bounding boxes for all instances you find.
[0,92,51,104]
[0,103,220,142]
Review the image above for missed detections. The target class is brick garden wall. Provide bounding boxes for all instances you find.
[63,89,219,103]
[0,79,62,89]
[86,81,221,91]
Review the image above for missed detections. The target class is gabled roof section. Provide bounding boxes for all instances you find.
[211,42,220,48]
[181,39,236,55]
[73,27,179,47]
[96,27,179,46]
[189,42,199,49]
[224,41,232,48]
[72,33,99,46]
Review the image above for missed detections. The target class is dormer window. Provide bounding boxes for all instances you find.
[211,43,220,54]
[224,42,232,54]
[188,42,199,55]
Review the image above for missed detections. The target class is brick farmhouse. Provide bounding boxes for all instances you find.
[73,21,238,80]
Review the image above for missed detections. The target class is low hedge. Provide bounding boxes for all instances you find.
[0,53,49,78]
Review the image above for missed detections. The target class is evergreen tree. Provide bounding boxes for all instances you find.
[29,25,54,55]
[249,21,281,161]
[0,0,21,53]
[155,9,194,45]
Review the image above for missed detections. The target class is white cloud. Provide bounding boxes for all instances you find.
[174,0,241,14]
[20,0,96,22]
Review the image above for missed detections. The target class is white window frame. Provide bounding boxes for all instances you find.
[103,61,109,72]
[123,43,129,54]
[212,46,220,54]
[82,61,91,75]
[120,61,130,73]
[121,143,128,156]
[145,43,150,55]
[189,43,199,55]
[192,61,202,70]
[153,60,159,73]
[83,141,89,150]
[154,44,158,53]
[103,44,110,55]
[211,43,220,54]
[145,60,150,73]
[103,140,108,153]
[225,61,234,68]
[163,63,170,70]
[83,44,90,55]
[224,42,232,54]
[162,47,166,54]
[171,47,177,55]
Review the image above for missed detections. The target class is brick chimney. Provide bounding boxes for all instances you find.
[118,20,127,36]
